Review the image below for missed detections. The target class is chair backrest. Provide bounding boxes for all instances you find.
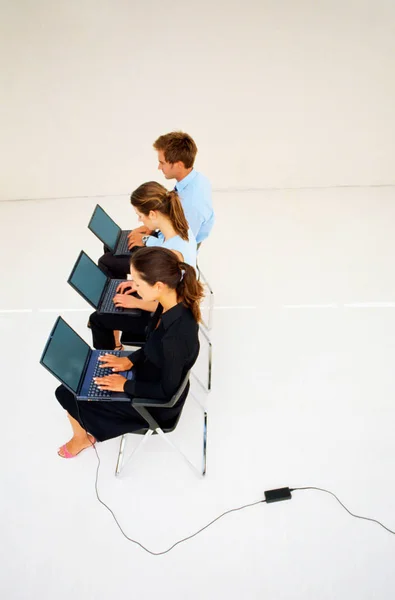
[167,369,191,408]
[132,369,191,409]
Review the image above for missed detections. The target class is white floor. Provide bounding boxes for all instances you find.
[1,187,395,599]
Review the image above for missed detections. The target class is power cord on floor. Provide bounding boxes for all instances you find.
[74,398,266,555]
[72,398,395,555]
[93,442,265,556]
[290,486,395,535]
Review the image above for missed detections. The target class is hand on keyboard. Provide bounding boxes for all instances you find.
[94,374,127,392]
[113,293,141,309]
[128,225,152,237]
[116,281,136,295]
[127,231,145,249]
[98,354,133,372]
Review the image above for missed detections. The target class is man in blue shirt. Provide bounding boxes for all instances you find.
[129,132,214,248]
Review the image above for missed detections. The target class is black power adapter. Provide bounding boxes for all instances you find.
[264,487,293,503]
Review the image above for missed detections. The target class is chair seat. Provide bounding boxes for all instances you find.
[131,416,181,436]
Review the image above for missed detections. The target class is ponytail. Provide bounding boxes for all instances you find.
[131,182,189,241]
[176,261,204,323]
[166,190,189,241]
[131,247,204,323]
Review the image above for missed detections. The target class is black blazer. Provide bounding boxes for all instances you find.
[123,302,199,402]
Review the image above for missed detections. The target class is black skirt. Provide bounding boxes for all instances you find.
[55,384,188,442]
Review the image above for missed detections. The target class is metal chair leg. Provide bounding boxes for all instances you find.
[115,434,127,476]
[115,430,153,477]
[197,264,214,331]
[155,427,204,478]
[190,390,208,477]
[203,410,207,476]
[116,405,208,478]
[197,324,212,392]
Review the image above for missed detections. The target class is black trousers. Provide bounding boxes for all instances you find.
[89,310,150,349]
[98,251,131,279]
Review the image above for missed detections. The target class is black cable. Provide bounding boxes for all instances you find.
[291,486,395,535]
[71,399,395,552]
[72,397,265,555]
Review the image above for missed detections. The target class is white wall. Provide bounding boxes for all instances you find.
[1,0,395,201]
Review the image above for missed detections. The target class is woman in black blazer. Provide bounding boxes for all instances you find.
[55,247,204,459]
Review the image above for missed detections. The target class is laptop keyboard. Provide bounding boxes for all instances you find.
[116,231,130,255]
[88,350,121,398]
[100,279,123,313]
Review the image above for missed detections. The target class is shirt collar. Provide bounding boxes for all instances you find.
[161,302,187,329]
[175,169,197,192]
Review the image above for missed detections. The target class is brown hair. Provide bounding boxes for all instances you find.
[131,247,204,323]
[131,181,189,241]
[153,131,198,169]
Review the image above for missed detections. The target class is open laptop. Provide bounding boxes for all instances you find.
[40,317,134,401]
[68,250,141,316]
[88,204,132,256]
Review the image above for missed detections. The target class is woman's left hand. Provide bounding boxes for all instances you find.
[113,294,140,309]
[94,374,127,392]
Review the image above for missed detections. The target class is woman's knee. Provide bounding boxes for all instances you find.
[98,253,113,276]
[89,310,101,328]
[55,384,73,409]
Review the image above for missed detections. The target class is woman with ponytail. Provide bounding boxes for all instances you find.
[98,181,197,280]
[55,247,204,457]
[129,181,196,264]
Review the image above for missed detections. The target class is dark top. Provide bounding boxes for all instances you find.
[123,302,199,401]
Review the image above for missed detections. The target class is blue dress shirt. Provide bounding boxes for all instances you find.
[146,228,197,267]
[175,169,214,244]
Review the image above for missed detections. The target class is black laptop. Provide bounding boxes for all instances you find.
[67,250,140,316]
[88,204,132,256]
[40,317,134,400]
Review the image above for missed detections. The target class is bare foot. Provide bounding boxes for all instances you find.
[58,434,96,458]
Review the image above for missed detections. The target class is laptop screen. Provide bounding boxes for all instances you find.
[88,204,121,251]
[68,251,108,309]
[40,317,90,394]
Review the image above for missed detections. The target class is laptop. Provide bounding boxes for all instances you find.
[40,316,134,401]
[67,250,141,316]
[88,204,132,256]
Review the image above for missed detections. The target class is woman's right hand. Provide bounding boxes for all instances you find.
[129,225,151,236]
[116,281,136,295]
[98,354,133,372]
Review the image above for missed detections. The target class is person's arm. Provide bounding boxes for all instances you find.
[129,226,153,236]
[124,335,187,399]
[127,228,160,249]
[127,347,144,365]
